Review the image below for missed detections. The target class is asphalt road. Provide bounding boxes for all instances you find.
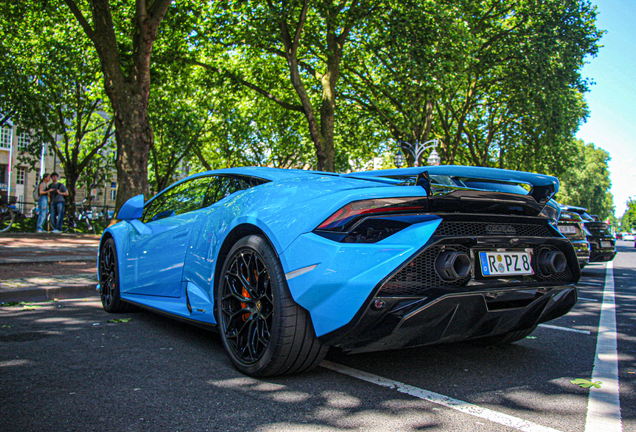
[1,241,634,432]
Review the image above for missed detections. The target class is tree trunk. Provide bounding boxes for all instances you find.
[111,89,152,209]
[65,174,78,214]
[63,0,171,212]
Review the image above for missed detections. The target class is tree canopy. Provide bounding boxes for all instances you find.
[554,139,614,219]
[2,0,612,215]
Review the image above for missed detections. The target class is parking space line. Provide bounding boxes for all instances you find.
[585,261,622,432]
[538,324,591,334]
[322,360,562,432]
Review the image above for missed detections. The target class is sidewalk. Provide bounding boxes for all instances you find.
[0,233,101,303]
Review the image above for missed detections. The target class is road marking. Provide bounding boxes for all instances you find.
[578,297,599,302]
[538,324,591,334]
[322,361,562,432]
[578,282,603,286]
[585,261,622,432]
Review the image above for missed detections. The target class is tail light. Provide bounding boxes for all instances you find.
[314,197,428,243]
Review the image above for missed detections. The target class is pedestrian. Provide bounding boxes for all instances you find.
[46,172,69,233]
[35,173,51,233]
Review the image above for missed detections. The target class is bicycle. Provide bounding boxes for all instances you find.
[0,202,14,233]
[45,199,96,234]
[64,200,96,234]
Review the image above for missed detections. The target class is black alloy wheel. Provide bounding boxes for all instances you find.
[99,237,133,313]
[220,247,274,365]
[217,235,327,377]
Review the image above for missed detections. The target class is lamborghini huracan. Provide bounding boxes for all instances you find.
[98,166,579,376]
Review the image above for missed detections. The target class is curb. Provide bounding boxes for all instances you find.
[0,256,97,265]
[0,284,99,303]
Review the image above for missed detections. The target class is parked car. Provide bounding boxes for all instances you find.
[98,166,580,376]
[556,209,591,269]
[623,233,635,241]
[560,206,616,263]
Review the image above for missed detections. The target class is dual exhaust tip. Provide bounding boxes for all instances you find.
[434,249,567,282]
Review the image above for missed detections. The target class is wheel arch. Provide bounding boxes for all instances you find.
[213,223,278,298]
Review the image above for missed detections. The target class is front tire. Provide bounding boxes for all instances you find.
[99,237,133,313]
[216,235,327,377]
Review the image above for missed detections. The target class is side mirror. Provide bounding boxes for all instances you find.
[117,194,145,220]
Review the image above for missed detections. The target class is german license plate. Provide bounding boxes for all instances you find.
[558,225,576,234]
[601,241,611,248]
[479,251,533,276]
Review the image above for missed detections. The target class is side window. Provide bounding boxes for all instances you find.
[202,175,267,208]
[142,176,212,222]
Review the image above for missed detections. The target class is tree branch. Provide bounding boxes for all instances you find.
[191,60,305,113]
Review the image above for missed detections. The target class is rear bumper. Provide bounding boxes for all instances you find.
[570,239,590,266]
[589,250,616,262]
[320,284,577,353]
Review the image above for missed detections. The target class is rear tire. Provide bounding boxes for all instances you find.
[99,237,134,313]
[216,235,327,377]
[471,326,537,346]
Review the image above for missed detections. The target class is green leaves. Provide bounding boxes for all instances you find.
[555,139,614,219]
[570,378,602,389]
[106,318,131,323]
[0,301,42,310]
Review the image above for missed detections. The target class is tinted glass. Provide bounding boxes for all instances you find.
[143,176,213,222]
[202,175,266,208]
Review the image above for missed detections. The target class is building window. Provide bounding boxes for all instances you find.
[17,132,30,150]
[110,189,116,200]
[0,126,12,149]
[16,168,26,185]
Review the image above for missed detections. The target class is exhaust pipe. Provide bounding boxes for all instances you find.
[435,250,471,281]
[538,250,567,275]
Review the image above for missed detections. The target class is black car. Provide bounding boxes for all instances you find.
[557,210,590,268]
[560,206,616,263]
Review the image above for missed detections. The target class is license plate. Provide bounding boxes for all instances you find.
[479,251,534,276]
[558,225,576,234]
[601,241,611,248]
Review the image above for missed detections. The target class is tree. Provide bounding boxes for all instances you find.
[621,198,636,232]
[1,2,115,209]
[555,139,614,219]
[61,0,173,209]
[343,0,602,170]
[196,0,377,172]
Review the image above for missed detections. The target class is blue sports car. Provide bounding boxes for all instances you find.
[98,166,579,376]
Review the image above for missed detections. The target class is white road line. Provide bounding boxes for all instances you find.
[578,297,599,302]
[585,261,622,432]
[322,361,562,432]
[538,324,591,334]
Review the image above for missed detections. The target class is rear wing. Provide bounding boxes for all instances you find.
[344,166,560,218]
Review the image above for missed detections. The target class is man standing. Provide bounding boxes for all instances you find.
[46,172,69,233]
[35,173,51,233]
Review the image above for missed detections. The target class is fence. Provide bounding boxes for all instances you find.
[10,198,117,221]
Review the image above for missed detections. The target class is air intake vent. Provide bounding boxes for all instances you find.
[434,221,552,238]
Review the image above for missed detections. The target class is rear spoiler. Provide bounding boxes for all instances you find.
[344,166,559,202]
[344,166,560,217]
